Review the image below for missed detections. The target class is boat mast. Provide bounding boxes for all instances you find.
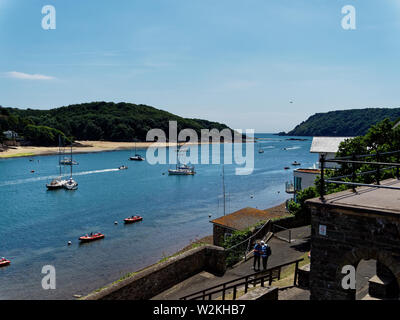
[70,143,73,179]
[222,165,226,216]
[58,135,62,177]
[176,144,179,169]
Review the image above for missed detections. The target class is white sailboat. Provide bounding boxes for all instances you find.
[46,136,67,190]
[63,144,78,190]
[168,146,195,175]
[129,142,145,161]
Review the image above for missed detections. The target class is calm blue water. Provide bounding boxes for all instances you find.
[0,134,316,299]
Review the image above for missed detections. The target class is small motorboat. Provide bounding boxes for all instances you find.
[292,161,301,166]
[60,158,79,165]
[79,232,105,242]
[118,165,128,170]
[0,257,11,267]
[124,216,143,224]
[31,170,35,173]
[284,167,290,170]
[129,155,145,161]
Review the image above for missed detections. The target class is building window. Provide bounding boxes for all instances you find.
[224,232,232,240]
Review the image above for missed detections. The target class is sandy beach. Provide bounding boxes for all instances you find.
[0,140,231,159]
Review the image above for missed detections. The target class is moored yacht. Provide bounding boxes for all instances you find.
[46,177,67,190]
[129,142,145,161]
[63,144,78,190]
[47,135,67,190]
[168,148,196,175]
[64,177,78,190]
[59,157,79,165]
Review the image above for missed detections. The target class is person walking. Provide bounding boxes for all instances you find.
[253,240,261,271]
[260,240,271,270]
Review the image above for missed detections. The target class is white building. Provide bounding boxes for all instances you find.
[286,136,352,196]
[310,136,352,169]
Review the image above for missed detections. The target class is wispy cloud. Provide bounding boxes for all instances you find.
[5,71,55,80]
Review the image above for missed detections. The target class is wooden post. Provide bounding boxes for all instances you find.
[245,277,249,293]
[222,284,226,300]
[269,269,273,285]
[352,154,356,192]
[376,151,380,185]
[233,286,237,300]
[202,290,206,300]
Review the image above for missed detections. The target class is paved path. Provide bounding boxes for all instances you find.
[152,225,311,300]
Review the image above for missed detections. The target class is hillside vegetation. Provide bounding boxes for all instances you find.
[285,108,400,136]
[0,102,232,146]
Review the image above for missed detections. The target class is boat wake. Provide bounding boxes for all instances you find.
[0,168,120,187]
[285,146,301,150]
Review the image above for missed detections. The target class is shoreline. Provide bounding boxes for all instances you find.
[0,140,250,159]
[84,202,290,299]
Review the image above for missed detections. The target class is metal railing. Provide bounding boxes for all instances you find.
[180,258,303,300]
[272,224,292,243]
[224,220,272,266]
[319,150,400,200]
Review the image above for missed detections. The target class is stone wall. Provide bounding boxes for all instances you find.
[84,245,226,300]
[213,224,234,247]
[308,202,400,300]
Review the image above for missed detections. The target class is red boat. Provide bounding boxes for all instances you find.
[79,233,105,242]
[124,216,143,224]
[0,258,11,267]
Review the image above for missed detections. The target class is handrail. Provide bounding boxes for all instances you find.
[334,150,400,160]
[225,219,271,252]
[180,258,303,300]
[319,151,400,199]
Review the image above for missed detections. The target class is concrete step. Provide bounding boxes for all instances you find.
[368,275,398,299]
[361,294,382,300]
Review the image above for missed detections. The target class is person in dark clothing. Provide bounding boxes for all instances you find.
[253,241,261,271]
[260,240,271,270]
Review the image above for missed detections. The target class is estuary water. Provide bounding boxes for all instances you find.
[0,134,317,299]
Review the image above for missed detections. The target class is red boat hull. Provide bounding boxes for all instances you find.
[79,234,105,242]
[124,217,143,224]
[0,260,11,267]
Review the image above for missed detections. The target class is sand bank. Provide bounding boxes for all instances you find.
[0,140,229,159]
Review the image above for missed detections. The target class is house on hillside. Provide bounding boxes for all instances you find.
[3,130,18,140]
[210,205,288,246]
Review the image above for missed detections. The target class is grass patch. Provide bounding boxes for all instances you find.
[158,241,209,263]
[84,238,212,298]
[0,152,35,158]
[268,252,310,288]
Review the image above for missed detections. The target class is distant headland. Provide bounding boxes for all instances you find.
[278,107,400,137]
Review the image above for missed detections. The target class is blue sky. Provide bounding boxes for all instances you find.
[0,0,399,132]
